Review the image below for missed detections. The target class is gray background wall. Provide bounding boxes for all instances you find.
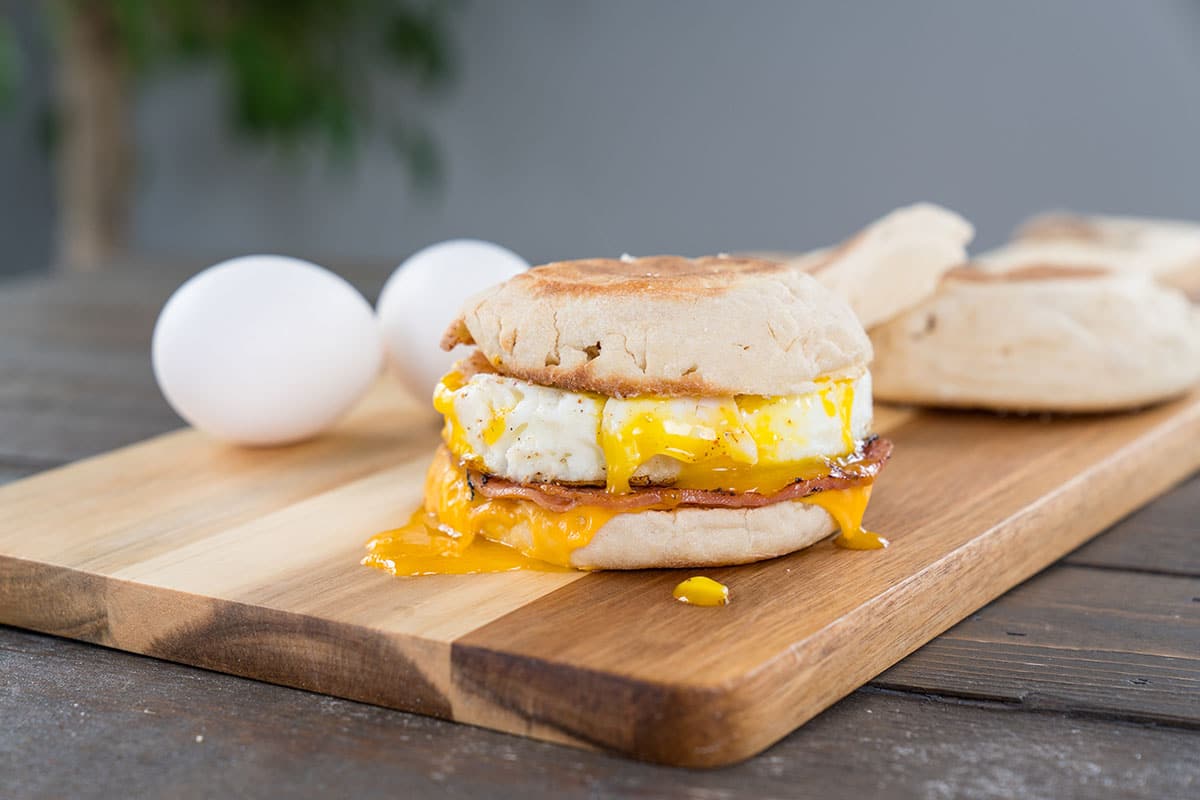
[4,1,1200,275]
[0,0,53,275]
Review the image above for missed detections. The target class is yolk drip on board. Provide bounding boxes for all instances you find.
[364,447,616,576]
[673,576,731,606]
[364,370,885,577]
[363,507,568,576]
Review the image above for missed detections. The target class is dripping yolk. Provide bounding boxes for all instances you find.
[816,377,857,453]
[800,483,887,550]
[600,398,758,494]
[363,447,619,574]
[362,507,568,576]
[433,373,479,468]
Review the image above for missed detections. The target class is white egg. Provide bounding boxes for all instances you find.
[377,239,528,401]
[152,255,383,446]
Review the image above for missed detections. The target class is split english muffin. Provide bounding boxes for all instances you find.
[754,202,974,329]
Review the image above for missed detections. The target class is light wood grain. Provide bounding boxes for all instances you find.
[1,374,1197,766]
[455,397,1200,764]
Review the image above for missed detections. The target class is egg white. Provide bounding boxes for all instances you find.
[443,371,874,486]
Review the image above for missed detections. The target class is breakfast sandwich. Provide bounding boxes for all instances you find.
[401,255,892,571]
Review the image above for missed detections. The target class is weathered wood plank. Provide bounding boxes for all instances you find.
[0,264,386,351]
[1065,473,1200,577]
[875,565,1200,726]
[0,407,180,466]
[0,357,177,462]
[0,267,386,464]
[2,626,1196,800]
[0,464,39,486]
[0,628,1195,800]
[0,283,175,461]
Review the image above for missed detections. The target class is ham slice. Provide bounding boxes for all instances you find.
[467,437,892,513]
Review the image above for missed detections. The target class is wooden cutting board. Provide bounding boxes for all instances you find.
[2,377,1198,767]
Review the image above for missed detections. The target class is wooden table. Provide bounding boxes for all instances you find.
[2,267,1197,799]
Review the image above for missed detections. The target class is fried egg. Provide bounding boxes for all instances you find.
[435,367,873,493]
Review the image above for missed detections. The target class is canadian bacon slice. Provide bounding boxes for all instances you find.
[466,437,892,513]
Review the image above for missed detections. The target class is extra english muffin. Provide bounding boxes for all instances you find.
[870,265,1200,412]
[989,212,1200,294]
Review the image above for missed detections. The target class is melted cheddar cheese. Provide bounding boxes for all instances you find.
[363,508,566,576]
[364,447,617,574]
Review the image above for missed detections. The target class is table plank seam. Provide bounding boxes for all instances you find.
[0,453,68,472]
[896,635,1200,662]
[1061,559,1200,580]
[862,683,1200,731]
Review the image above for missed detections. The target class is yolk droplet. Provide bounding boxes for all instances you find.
[673,576,731,606]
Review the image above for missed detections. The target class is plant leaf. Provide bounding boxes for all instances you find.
[0,17,20,111]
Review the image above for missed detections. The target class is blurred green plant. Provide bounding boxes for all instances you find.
[0,17,17,111]
[106,0,454,174]
[8,1,458,270]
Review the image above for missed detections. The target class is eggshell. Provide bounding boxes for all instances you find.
[152,255,383,446]
[377,239,528,400]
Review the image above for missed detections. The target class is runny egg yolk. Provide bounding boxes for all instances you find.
[363,507,566,576]
[607,382,862,495]
[800,483,887,550]
[818,377,857,454]
[433,372,475,462]
[600,397,758,494]
[481,409,511,446]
